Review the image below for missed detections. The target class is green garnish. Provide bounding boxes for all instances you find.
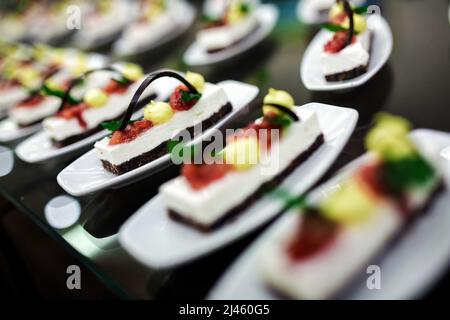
[353,5,369,15]
[101,119,135,132]
[181,90,202,102]
[264,185,307,210]
[201,14,219,24]
[321,23,349,33]
[381,155,436,194]
[267,115,293,128]
[40,84,81,105]
[240,3,250,14]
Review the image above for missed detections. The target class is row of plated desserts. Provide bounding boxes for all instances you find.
[0,0,275,63]
[0,1,444,299]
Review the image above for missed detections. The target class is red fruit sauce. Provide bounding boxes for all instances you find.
[109,120,153,145]
[18,94,45,108]
[169,85,199,111]
[104,79,131,95]
[324,31,356,53]
[58,104,89,128]
[286,211,339,261]
[183,163,232,190]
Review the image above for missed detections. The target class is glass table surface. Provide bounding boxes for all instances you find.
[0,0,449,299]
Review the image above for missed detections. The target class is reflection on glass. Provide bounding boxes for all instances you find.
[0,146,14,177]
[45,195,81,229]
[441,146,450,160]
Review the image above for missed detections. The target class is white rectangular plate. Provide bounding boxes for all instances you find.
[208,129,450,300]
[56,80,259,196]
[118,103,358,269]
[301,15,393,91]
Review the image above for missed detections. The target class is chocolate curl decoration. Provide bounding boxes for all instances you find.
[117,70,199,131]
[338,0,354,47]
[57,66,124,112]
[264,103,300,122]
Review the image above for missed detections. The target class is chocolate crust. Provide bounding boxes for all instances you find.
[101,102,233,175]
[51,93,156,148]
[325,65,369,82]
[206,23,261,54]
[324,33,373,82]
[168,133,325,232]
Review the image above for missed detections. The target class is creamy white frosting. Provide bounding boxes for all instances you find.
[95,83,229,166]
[197,11,258,50]
[76,1,129,45]
[43,78,147,142]
[114,10,175,54]
[321,30,371,76]
[9,96,61,126]
[0,87,29,111]
[160,110,322,227]
[263,204,401,299]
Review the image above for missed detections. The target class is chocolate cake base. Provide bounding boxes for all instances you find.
[51,93,157,148]
[325,64,369,82]
[168,133,325,232]
[206,23,261,54]
[101,102,233,175]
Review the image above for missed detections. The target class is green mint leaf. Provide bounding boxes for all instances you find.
[240,3,250,14]
[321,23,348,33]
[40,84,82,105]
[353,6,369,15]
[101,119,136,132]
[381,155,436,193]
[181,90,202,102]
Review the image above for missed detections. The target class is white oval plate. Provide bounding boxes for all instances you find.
[0,119,42,143]
[113,0,196,57]
[56,80,259,196]
[296,0,365,24]
[300,15,393,92]
[183,4,279,66]
[118,103,358,269]
[209,129,450,300]
[15,76,179,163]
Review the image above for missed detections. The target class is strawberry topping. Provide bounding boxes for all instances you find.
[183,163,232,190]
[286,211,339,261]
[104,79,131,95]
[324,31,356,53]
[109,120,153,145]
[18,94,45,108]
[58,103,89,128]
[169,85,199,111]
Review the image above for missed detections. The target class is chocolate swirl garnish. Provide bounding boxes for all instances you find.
[338,0,354,47]
[117,70,200,131]
[57,66,126,112]
[264,103,300,122]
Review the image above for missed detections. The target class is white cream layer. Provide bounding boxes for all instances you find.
[115,11,175,54]
[262,204,402,300]
[196,11,258,50]
[0,87,28,111]
[321,29,371,76]
[95,83,229,166]
[43,78,145,142]
[9,96,61,126]
[160,110,322,227]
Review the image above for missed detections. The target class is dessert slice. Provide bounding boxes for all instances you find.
[43,64,152,148]
[160,89,324,231]
[95,70,232,175]
[320,0,372,81]
[7,64,64,127]
[113,0,177,55]
[262,113,443,299]
[198,0,260,53]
